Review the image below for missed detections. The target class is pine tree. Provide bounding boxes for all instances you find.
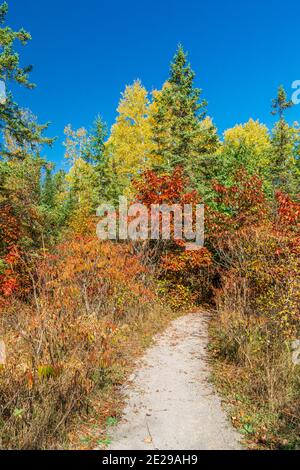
[270,86,300,193]
[151,45,218,188]
[41,165,56,209]
[0,2,53,158]
[83,115,107,166]
[83,115,113,202]
[271,85,293,121]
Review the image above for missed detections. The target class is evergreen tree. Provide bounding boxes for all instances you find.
[83,115,107,166]
[83,116,113,202]
[151,45,218,189]
[62,119,111,232]
[270,86,300,194]
[271,85,293,121]
[0,2,53,158]
[41,165,56,209]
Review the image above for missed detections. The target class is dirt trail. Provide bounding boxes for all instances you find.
[106,312,242,450]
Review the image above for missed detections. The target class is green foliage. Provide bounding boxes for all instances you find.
[270,86,300,194]
[271,85,293,119]
[83,115,107,166]
[63,119,111,229]
[0,2,53,157]
[0,2,33,88]
[151,45,219,192]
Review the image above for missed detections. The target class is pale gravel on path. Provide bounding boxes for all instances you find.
[106,312,242,450]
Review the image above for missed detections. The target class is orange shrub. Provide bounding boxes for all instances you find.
[0,232,161,449]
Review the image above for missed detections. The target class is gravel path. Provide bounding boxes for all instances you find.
[107,312,242,450]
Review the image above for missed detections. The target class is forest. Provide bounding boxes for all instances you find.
[0,1,299,450]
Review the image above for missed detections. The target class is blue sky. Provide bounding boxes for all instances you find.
[6,0,300,168]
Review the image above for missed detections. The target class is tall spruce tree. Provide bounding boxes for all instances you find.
[151,45,218,190]
[81,115,119,204]
[270,86,300,194]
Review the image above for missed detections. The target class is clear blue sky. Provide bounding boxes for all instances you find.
[7,0,300,168]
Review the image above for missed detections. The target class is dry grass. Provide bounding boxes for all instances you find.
[209,281,300,448]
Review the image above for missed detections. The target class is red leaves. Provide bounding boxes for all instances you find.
[133,167,211,306]
[275,190,300,254]
[134,166,198,206]
[208,170,269,243]
[0,203,20,248]
[213,170,267,221]
[276,190,300,228]
[161,248,212,273]
[0,204,23,300]
[1,276,18,298]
